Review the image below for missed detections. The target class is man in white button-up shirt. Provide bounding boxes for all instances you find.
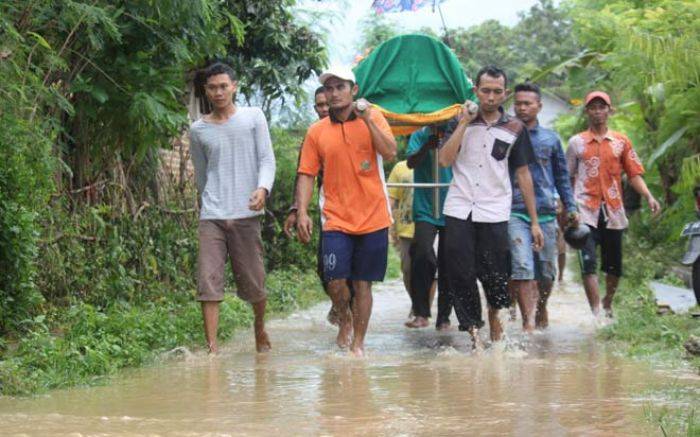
[439,66,543,349]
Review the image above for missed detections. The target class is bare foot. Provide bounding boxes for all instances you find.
[404,316,429,328]
[255,329,271,353]
[436,321,451,331]
[349,344,365,357]
[603,307,614,319]
[336,318,352,349]
[508,306,517,321]
[327,307,340,326]
[207,342,219,355]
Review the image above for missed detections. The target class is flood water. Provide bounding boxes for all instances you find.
[1,274,698,436]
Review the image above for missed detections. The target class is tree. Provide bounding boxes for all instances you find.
[0,0,329,333]
[217,0,328,118]
[567,0,699,206]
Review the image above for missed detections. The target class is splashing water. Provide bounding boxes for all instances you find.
[0,272,697,436]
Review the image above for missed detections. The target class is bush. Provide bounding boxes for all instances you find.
[0,112,54,334]
[262,128,321,271]
[0,267,324,395]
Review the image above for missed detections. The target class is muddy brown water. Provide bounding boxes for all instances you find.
[1,276,698,436]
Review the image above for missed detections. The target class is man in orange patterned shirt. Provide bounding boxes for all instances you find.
[566,91,660,317]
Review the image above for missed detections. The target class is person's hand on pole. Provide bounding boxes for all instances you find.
[457,100,478,125]
[283,211,297,238]
[353,98,372,122]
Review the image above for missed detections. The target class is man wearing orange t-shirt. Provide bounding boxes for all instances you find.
[567,91,660,317]
[296,66,397,357]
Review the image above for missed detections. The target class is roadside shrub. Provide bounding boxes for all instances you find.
[0,112,54,334]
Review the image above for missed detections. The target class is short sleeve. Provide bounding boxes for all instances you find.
[621,135,645,178]
[407,128,429,156]
[297,129,321,177]
[508,127,535,170]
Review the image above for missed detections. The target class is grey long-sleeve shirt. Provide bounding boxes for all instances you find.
[189,107,276,220]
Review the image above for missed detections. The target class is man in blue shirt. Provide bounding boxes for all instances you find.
[404,122,455,330]
[510,83,578,331]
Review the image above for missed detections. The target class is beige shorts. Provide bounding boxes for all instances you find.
[197,217,266,303]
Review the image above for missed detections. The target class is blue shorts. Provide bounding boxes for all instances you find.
[322,228,388,282]
[508,216,557,281]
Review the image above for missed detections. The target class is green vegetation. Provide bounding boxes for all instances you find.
[0,267,325,396]
[0,124,325,395]
[607,254,700,437]
[598,237,700,368]
[359,0,580,87]
[0,0,328,395]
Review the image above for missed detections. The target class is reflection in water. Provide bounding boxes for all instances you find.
[0,276,698,436]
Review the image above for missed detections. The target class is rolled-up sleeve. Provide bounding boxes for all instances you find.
[254,108,276,193]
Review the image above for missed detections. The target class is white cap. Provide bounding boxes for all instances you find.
[319,65,356,85]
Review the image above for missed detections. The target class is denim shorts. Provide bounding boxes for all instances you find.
[508,216,557,282]
[321,228,388,282]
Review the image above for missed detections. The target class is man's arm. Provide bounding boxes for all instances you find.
[565,139,579,195]
[296,173,316,243]
[356,106,396,161]
[407,133,437,169]
[248,109,276,210]
[552,138,577,214]
[438,120,467,167]
[284,137,310,237]
[438,103,477,167]
[629,175,661,215]
[621,136,660,215]
[284,174,301,238]
[389,198,400,245]
[255,109,276,194]
[367,119,397,161]
[189,130,207,196]
[515,165,544,250]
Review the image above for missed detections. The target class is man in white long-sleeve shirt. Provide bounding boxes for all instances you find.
[190,62,276,354]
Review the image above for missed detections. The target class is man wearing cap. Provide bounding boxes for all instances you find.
[296,66,397,357]
[510,82,578,332]
[439,66,543,349]
[566,90,660,317]
[284,86,352,326]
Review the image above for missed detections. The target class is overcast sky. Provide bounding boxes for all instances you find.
[300,0,545,65]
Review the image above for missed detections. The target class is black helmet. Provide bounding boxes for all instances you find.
[564,223,591,249]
